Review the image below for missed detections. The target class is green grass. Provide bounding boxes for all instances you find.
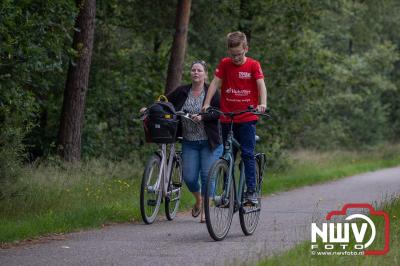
[1,143,400,245]
[0,158,194,244]
[257,197,400,266]
[264,144,400,195]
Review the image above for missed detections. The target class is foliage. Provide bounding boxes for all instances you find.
[0,0,76,196]
[1,0,400,174]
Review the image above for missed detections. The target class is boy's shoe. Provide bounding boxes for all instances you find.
[244,191,258,206]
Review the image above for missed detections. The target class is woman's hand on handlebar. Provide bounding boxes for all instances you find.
[191,114,202,122]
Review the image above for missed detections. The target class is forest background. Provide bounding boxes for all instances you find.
[1,0,400,197]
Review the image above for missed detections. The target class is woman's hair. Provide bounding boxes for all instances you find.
[191,60,207,72]
[227,31,248,49]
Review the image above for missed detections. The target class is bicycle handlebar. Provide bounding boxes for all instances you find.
[175,111,201,124]
[202,107,271,119]
[136,106,270,122]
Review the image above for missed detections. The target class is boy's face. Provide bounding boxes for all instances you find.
[228,45,248,65]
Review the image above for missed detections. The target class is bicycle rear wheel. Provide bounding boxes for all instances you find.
[165,155,182,220]
[204,159,234,241]
[140,154,162,224]
[239,159,262,235]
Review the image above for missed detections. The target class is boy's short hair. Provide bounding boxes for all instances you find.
[227,31,248,49]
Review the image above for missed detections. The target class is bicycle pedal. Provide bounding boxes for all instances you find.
[243,200,257,207]
[218,203,230,208]
[172,182,182,188]
[214,196,230,208]
[241,206,260,214]
[147,199,157,206]
[147,186,156,193]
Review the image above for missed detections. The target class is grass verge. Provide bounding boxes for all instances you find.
[1,143,400,245]
[264,143,400,194]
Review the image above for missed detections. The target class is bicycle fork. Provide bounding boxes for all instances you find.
[148,144,170,199]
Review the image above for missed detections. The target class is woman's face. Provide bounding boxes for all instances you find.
[191,63,206,84]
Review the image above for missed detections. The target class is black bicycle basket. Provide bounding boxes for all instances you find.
[143,96,178,143]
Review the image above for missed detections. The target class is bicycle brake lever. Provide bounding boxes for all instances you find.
[177,112,200,124]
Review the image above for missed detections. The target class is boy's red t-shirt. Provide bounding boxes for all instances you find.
[215,57,264,123]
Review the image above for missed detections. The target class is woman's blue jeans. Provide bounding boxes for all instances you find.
[182,140,223,197]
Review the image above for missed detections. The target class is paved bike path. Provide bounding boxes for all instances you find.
[1,167,400,265]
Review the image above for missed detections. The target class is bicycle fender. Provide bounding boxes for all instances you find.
[255,153,267,173]
[154,151,162,159]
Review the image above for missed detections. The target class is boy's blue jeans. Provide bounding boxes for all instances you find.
[182,140,223,197]
[221,121,257,192]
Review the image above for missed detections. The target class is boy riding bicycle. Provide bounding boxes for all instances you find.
[202,31,267,205]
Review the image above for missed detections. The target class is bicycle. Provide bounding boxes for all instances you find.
[203,107,269,240]
[139,110,200,224]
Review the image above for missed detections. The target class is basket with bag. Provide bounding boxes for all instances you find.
[143,95,178,143]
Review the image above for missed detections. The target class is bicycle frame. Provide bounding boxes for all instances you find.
[153,143,177,197]
[221,122,247,213]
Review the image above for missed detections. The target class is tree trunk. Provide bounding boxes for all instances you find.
[57,0,96,162]
[165,0,191,94]
[348,38,353,56]
[239,0,253,45]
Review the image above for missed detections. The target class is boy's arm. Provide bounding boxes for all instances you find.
[202,76,222,111]
[201,90,220,121]
[256,79,267,113]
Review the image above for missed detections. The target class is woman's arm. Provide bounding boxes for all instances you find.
[166,88,179,107]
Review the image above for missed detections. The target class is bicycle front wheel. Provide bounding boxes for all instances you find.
[165,155,183,220]
[204,159,234,241]
[140,154,162,224]
[239,159,262,235]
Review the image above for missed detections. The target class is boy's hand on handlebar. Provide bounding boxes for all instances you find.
[257,104,266,113]
[139,107,147,113]
[201,104,210,112]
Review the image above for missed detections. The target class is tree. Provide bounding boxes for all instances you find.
[57,0,96,162]
[165,0,191,94]
[238,0,254,44]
